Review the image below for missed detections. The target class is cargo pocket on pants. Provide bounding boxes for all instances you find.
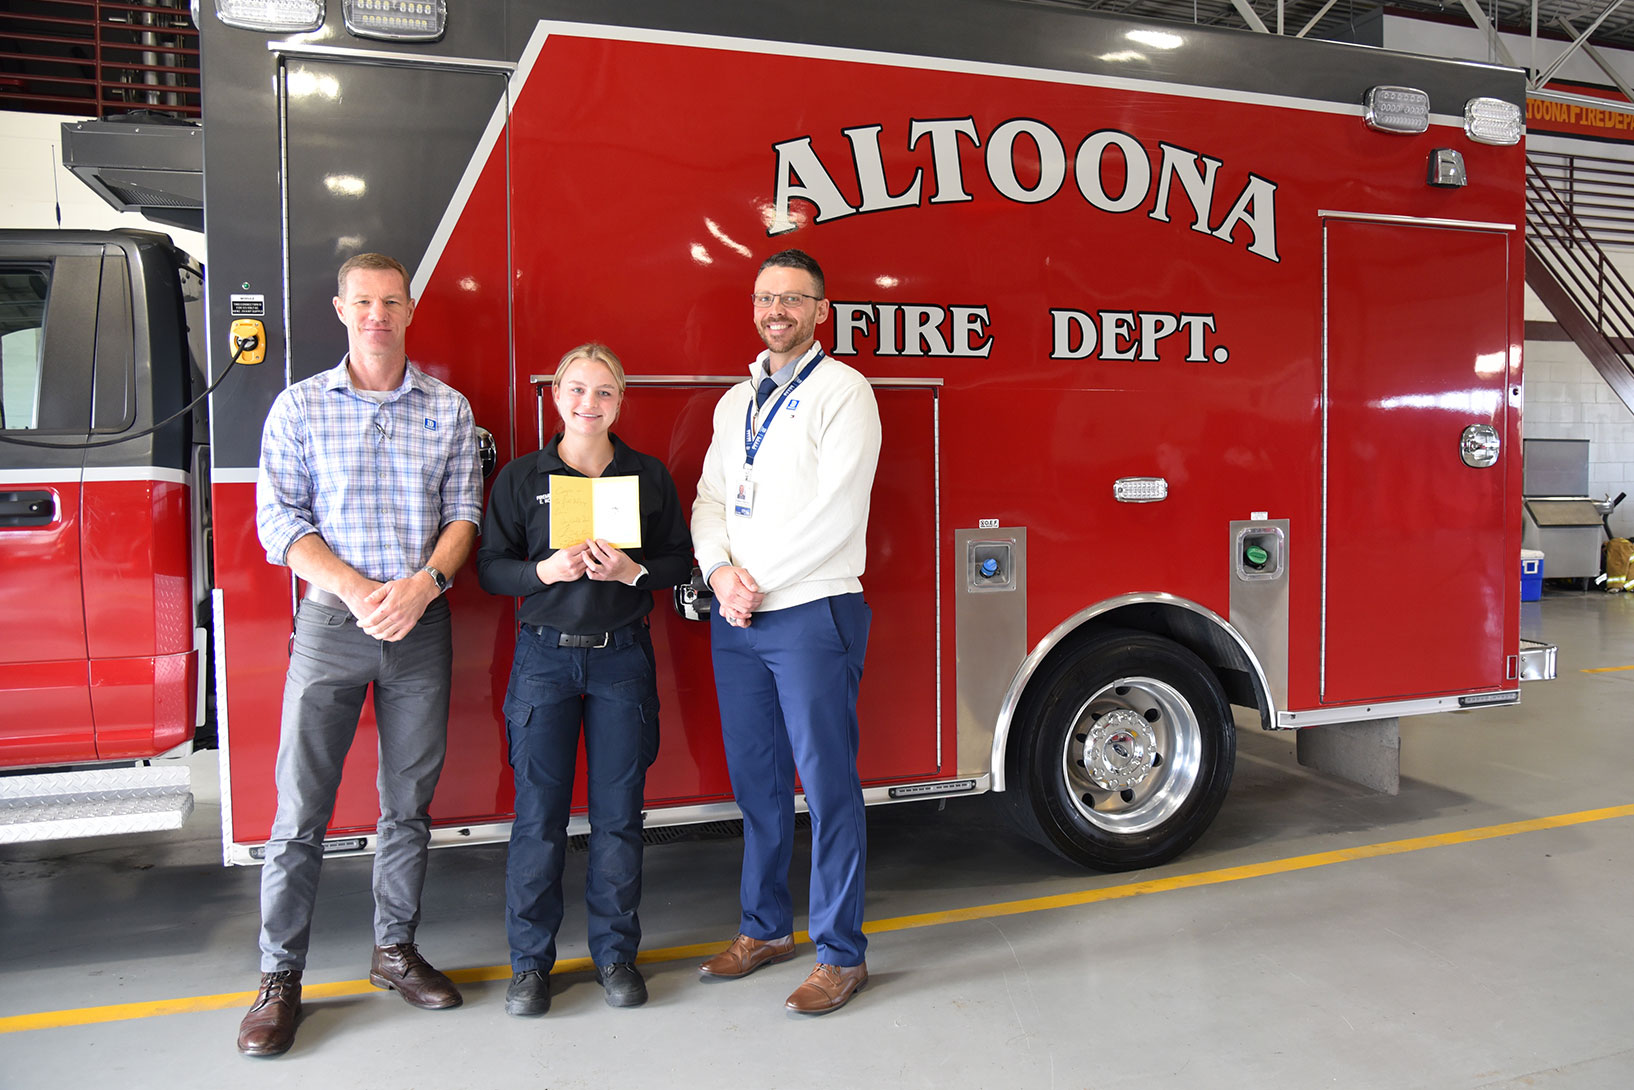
[639,693,660,769]
[503,692,536,769]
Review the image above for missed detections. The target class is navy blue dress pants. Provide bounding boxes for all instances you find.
[502,622,659,972]
[710,593,871,967]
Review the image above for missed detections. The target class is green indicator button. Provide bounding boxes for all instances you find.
[1245,545,1269,567]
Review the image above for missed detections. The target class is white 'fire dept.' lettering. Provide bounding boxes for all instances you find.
[768,116,1280,263]
[1050,308,1227,363]
[831,303,993,358]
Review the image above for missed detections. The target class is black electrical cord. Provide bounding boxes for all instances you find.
[0,339,248,450]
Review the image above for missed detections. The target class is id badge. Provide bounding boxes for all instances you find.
[733,479,756,518]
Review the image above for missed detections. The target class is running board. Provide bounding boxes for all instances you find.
[0,765,194,843]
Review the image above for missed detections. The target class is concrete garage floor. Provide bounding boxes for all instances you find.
[3,590,1633,1090]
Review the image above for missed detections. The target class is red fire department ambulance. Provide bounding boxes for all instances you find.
[0,0,1550,868]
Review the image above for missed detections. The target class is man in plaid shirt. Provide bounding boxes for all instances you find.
[238,253,482,1058]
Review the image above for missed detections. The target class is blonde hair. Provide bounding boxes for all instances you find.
[551,343,626,430]
[552,342,626,392]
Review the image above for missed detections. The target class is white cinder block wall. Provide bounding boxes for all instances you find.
[1522,338,1634,533]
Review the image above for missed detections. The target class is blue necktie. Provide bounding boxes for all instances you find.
[755,374,778,409]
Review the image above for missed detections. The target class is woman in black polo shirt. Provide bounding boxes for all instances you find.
[477,342,691,1017]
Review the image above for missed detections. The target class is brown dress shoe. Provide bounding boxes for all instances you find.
[785,962,867,1014]
[369,943,462,1009]
[698,933,796,978]
[237,970,302,1056]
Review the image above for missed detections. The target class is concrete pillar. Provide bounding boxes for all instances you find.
[1295,717,1400,795]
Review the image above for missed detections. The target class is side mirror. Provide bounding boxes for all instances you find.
[474,425,497,478]
[673,566,714,621]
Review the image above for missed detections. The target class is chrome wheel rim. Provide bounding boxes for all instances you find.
[1059,676,1202,834]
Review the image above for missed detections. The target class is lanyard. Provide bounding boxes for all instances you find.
[742,350,824,470]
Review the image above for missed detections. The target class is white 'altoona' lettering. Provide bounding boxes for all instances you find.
[770,116,1279,262]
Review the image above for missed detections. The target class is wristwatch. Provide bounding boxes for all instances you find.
[419,565,449,594]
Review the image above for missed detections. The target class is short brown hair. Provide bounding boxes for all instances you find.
[758,249,824,298]
[336,252,410,298]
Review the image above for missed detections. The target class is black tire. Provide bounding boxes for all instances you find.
[1005,628,1235,871]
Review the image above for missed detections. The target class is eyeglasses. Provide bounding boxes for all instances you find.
[751,292,822,309]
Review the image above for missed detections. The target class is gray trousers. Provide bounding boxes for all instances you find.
[258,597,452,972]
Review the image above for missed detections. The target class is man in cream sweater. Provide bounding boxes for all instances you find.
[691,249,882,1015]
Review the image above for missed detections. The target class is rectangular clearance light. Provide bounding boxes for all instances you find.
[215,0,323,31]
[343,0,446,41]
[1364,86,1430,134]
[1113,477,1169,503]
[1465,97,1523,146]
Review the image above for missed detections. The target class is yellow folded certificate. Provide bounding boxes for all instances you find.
[548,474,642,549]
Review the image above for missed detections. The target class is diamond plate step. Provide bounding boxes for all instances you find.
[0,765,194,843]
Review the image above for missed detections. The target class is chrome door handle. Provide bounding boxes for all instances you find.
[1460,424,1500,468]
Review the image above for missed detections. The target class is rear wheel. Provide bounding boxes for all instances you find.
[1006,629,1235,871]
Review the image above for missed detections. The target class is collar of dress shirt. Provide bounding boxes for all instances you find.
[749,342,822,390]
[322,355,425,397]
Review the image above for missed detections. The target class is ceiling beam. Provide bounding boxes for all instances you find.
[1555,15,1634,103]
[1230,0,1270,34]
[1455,0,1519,68]
[1296,0,1340,39]
[1534,0,1629,91]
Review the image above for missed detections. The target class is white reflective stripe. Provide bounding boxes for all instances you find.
[0,468,81,485]
[0,467,189,486]
[82,467,190,486]
[212,467,259,484]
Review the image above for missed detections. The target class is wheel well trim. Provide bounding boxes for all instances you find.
[988,592,1278,792]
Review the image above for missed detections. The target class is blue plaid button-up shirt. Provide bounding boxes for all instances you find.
[256,358,483,581]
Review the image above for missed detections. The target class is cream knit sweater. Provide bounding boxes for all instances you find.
[691,350,882,613]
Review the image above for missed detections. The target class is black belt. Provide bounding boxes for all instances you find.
[522,619,645,649]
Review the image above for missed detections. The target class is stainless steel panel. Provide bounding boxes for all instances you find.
[955,527,1025,777]
[1522,503,1605,578]
[1523,437,1591,496]
[1229,518,1289,710]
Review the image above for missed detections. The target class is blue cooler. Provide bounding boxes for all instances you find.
[1521,549,1545,601]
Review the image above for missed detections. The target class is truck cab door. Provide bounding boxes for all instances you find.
[0,244,102,765]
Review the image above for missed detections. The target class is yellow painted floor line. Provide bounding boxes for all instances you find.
[1580,664,1634,673]
[5,801,1633,1036]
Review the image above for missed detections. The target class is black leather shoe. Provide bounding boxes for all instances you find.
[237,970,302,1056]
[598,962,647,1008]
[505,970,551,1016]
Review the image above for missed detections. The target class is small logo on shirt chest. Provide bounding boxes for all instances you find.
[423,417,437,431]
[535,493,550,505]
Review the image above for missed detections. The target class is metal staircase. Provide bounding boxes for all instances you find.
[1525,151,1634,414]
